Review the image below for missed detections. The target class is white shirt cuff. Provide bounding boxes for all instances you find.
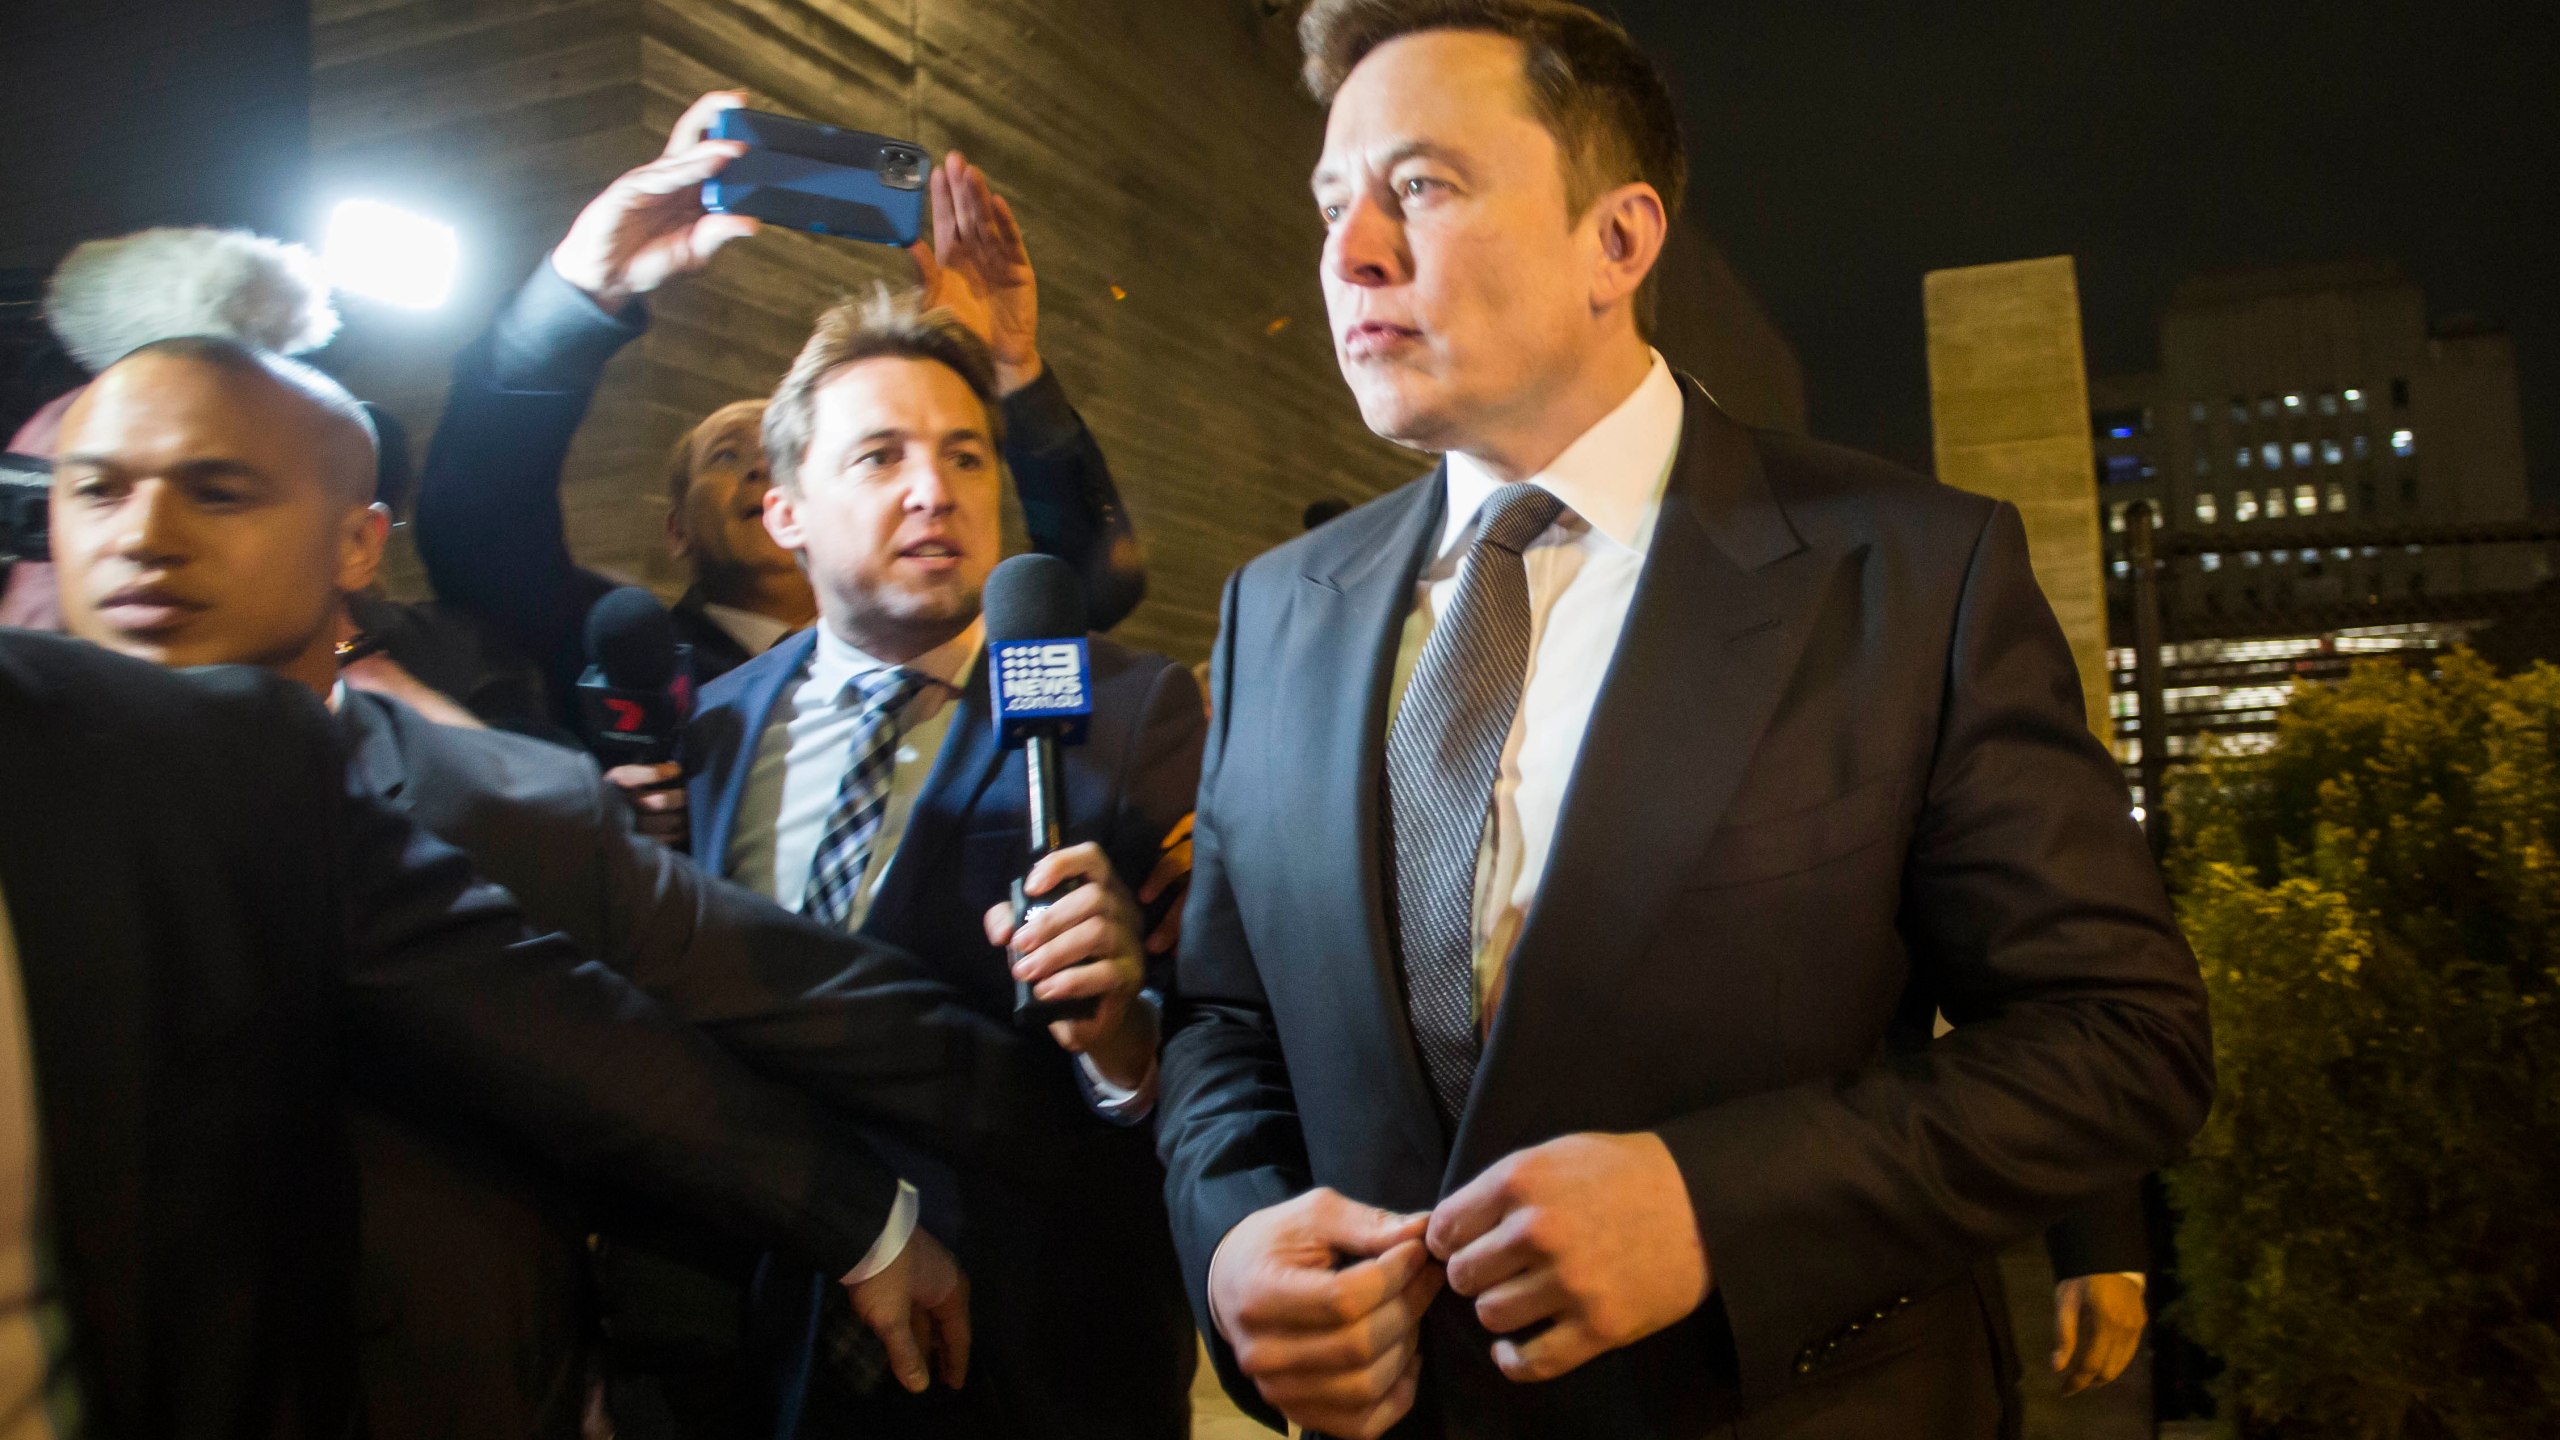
[1076,1050,1159,1123]
[839,1179,920,1285]
[2114,1271,2147,1291]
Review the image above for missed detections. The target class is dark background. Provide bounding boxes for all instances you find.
[1609,0,2557,501]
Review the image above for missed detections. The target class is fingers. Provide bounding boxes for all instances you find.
[1138,816,1194,903]
[1493,1316,1606,1384]
[620,138,749,198]
[1442,1203,1540,1298]
[928,1282,972,1389]
[1229,1264,1431,1378]
[981,897,1017,950]
[689,212,762,258]
[1022,840,1113,898]
[665,90,748,156]
[2050,1283,2083,1374]
[987,191,1030,264]
[603,761,681,791]
[1253,1328,1421,1436]
[864,1290,931,1394]
[1233,1236,1430,1336]
[929,156,963,261]
[1426,1155,1515,1261]
[1144,901,1183,958]
[1469,1265,1567,1336]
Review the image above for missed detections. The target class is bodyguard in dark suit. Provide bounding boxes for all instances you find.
[0,633,916,1440]
[41,337,1095,1436]
[413,91,1144,731]
[684,291,1202,1436]
[1157,6,2214,1438]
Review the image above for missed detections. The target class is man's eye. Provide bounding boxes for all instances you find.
[854,448,896,472]
[711,448,739,466]
[1400,176,1441,200]
[951,450,987,472]
[1321,203,1345,224]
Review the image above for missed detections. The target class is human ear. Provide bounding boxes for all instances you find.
[1589,182,1669,314]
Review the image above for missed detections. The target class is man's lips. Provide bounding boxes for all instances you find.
[96,585,206,634]
[1341,321,1421,360]
[896,539,963,572]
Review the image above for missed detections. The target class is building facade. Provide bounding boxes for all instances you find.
[2089,261,2540,783]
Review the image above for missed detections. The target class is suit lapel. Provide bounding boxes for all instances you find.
[1451,385,1842,1175]
[700,629,819,868]
[1293,474,1452,1184]
[0,657,154,1406]
[864,659,1008,935]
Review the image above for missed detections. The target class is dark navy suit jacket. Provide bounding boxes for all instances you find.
[686,625,1206,1439]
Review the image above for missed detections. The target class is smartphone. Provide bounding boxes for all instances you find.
[702,108,928,247]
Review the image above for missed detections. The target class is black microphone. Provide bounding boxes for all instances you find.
[575,586,696,768]
[984,553,1102,1027]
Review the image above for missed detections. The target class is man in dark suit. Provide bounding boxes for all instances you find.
[1155,5,2216,1438]
[684,289,1204,1436]
[413,91,1145,733]
[0,632,939,1440]
[39,336,1123,1437]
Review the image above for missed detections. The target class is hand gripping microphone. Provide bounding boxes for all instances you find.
[575,586,696,768]
[983,553,1103,1027]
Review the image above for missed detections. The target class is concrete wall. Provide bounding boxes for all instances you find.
[1923,255,2110,738]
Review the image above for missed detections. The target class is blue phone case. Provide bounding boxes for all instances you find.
[702,109,926,248]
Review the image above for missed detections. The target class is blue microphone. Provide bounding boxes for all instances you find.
[983,554,1102,1026]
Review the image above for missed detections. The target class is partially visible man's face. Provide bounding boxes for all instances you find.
[671,400,798,582]
[1313,30,1603,454]
[48,354,381,681]
[765,356,1000,656]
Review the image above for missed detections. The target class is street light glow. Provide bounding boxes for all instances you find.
[322,199,458,309]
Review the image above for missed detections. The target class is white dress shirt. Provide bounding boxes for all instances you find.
[1386,351,1686,1020]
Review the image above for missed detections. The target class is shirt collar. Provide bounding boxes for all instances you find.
[700,602,797,658]
[1437,350,1685,561]
[810,617,984,701]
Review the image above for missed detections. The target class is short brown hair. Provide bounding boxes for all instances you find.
[1301,0,1686,326]
[762,287,1003,493]
[667,398,766,510]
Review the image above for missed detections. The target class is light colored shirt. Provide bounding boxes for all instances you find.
[1385,351,1685,1021]
[699,602,796,660]
[1,885,74,1439]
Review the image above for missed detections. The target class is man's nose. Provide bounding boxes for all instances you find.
[1326,191,1407,290]
[902,459,958,514]
[113,480,187,564]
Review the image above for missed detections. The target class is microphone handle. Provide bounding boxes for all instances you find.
[1013,732,1103,1027]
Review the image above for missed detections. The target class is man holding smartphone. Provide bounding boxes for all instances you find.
[412,92,1149,840]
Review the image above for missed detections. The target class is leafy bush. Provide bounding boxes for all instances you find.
[2167,651,2560,1439]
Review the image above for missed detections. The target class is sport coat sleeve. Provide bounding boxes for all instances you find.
[1155,572,1306,1426]
[325,712,896,1280]
[576,769,1096,1162]
[1657,501,2213,1393]
[411,263,633,716]
[2045,1182,2151,1280]
[1003,369,1146,631]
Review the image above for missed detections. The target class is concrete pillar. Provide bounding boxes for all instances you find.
[1924,255,2112,740]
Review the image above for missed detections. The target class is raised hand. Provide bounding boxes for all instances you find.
[907,151,1042,392]
[1428,1131,1709,1383]
[550,90,763,313]
[1209,1189,1441,1439]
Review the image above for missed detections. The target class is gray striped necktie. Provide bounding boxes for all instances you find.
[1385,481,1565,1127]
[802,667,928,930]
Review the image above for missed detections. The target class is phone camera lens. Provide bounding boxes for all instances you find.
[882,148,926,191]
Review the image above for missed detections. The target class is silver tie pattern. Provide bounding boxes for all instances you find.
[802,667,928,931]
[1385,482,1565,1128]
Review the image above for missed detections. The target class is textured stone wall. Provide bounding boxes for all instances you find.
[1924,255,2110,737]
[311,0,1804,663]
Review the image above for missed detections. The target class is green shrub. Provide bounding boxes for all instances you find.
[2167,651,2560,1438]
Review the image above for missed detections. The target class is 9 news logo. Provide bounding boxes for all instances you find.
[992,640,1090,715]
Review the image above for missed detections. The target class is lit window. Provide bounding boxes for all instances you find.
[2201,552,2222,572]
[2292,441,2314,467]
[2243,550,2263,567]
[2272,548,2290,564]
[2300,549,2319,564]
[2345,387,2367,412]
[2236,492,2260,522]
[2262,443,2283,468]
[2361,545,2379,558]
[2267,487,2286,516]
[2391,428,2416,457]
[2332,547,2351,561]
[2352,434,2370,459]
[2317,392,2339,416]
[2188,400,2208,424]
[2195,493,2218,523]
[2294,483,2318,516]
[2111,558,2131,579]
[2109,425,2136,440]
[2236,446,2254,470]
[2326,483,2347,513]
[2283,393,2304,412]
[2109,503,2127,533]
[2322,438,2344,464]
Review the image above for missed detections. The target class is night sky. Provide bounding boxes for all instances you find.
[1606,0,2558,501]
